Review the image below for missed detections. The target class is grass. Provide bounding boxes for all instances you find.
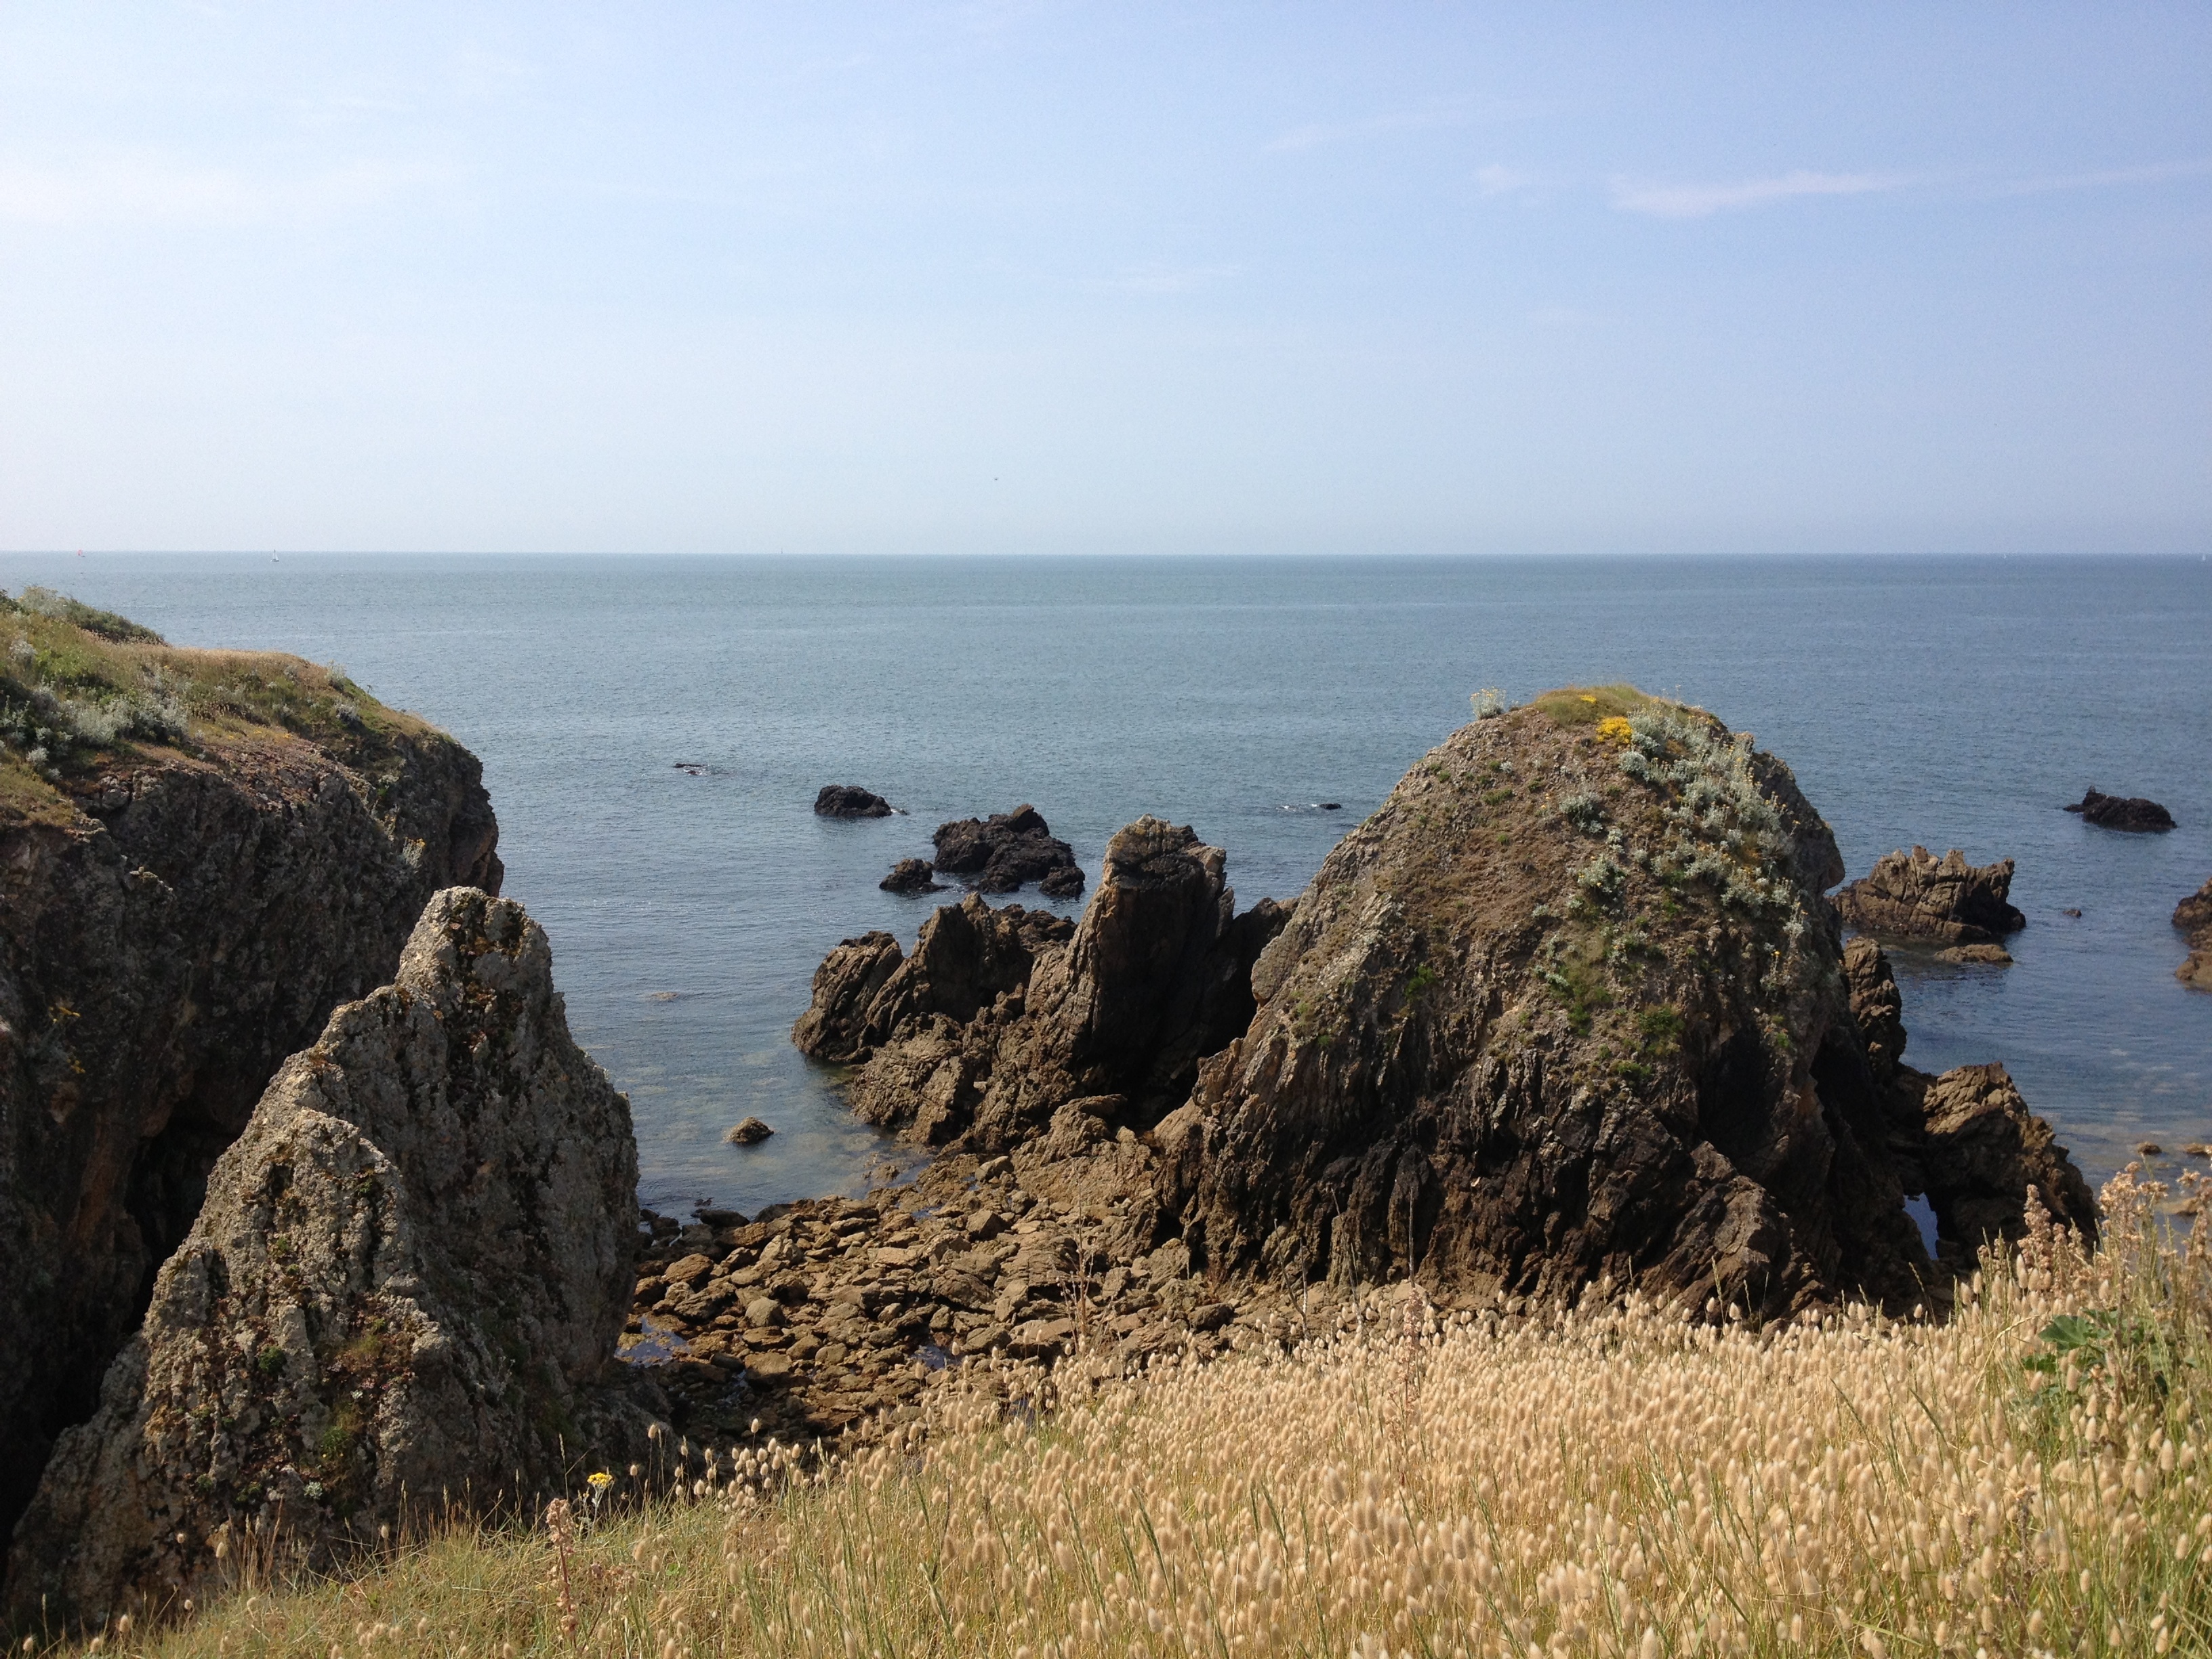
[0,588,437,817]
[41,1174,2207,1659]
[1527,683,1658,729]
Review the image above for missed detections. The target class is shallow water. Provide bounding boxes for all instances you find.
[7,552,2207,1208]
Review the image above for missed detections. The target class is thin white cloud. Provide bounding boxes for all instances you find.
[0,152,447,226]
[1992,157,2212,197]
[1267,108,1468,155]
[1094,263,1238,295]
[1610,169,1909,220]
[1474,164,1536,199]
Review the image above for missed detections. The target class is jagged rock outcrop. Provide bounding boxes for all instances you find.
[5,890,647,1630]
[815,785,894,818]
[1839,939,2095,1266]
[0,602,501,1547]
[1158,690,1931,1315]
[1833,846,2025,945]
[930,805,1084,897]
[797,821,1289,1184]
[2175,878,2212,991]
[2066,788,2175,832]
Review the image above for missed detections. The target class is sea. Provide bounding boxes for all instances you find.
[5,552,2207,1215]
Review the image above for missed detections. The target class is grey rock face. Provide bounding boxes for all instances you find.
[0,728,501,1544]
[5,890,646,1630]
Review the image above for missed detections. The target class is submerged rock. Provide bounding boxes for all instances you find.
[2065,788,2174,832]
[2176,877,2212,990]
[1833,846,2026,945]
[5,890,650,1629]
[815,785,895,818]
[930,805,1084,896]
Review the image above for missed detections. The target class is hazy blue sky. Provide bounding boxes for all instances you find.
[2,4,2207,554]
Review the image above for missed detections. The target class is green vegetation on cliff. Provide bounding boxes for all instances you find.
[0,589,438,823]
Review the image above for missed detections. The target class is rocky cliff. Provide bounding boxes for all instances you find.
[5,890,644,1631]
[2175,878,2212,991]
[0,592,502,1546]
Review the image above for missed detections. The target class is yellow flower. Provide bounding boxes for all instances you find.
[587,1471,614,1492]
[1578,694,1597,704]
[1597,716,1633,743]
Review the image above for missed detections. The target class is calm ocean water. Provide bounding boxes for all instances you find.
[6,553,2208,1209]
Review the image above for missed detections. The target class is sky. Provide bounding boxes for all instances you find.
[1,3,2208,556]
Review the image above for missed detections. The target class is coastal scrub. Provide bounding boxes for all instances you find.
[47,1167,2211,1659]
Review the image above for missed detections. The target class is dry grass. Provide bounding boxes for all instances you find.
[34,1168,2211,1659]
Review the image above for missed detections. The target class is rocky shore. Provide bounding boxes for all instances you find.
[2177,877,2212,991]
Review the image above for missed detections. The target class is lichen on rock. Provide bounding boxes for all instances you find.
[4,890,650,1631]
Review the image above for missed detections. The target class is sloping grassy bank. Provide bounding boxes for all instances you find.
[34,1168,2211,1659]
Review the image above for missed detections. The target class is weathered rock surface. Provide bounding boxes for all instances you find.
[880,857,942,894]
[1833,846,2026,945]
[0,625,501,1545]
[1161,693,1931,1315]
[1839,939,2096,1268]
[726,1115,775,1145]
[815,785,895,818]
[798,820,1288,1172]
[2066,788,2175,833]
[5,890,647,1629]
[930,805,1084,897]
[2174,878,2212,990]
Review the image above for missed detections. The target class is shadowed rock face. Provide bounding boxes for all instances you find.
[1839,939,2096,1265]
[2175,878,2212,991]
[815,784,893,818]
[0,724,501,1546]
[5,890,647,1631]
[930,805,1085,897]
[1160,695,1931,1315]
[1833,846,2026,945]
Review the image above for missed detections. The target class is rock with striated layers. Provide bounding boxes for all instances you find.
[5,890,650,1630]
[0,598,502,1547]
[797,820,1288,1193]
[930,805,1084,897]
[1833,846,2025,946]
[1162,689,1931,1316]
[1838,939,2096,1265]
[2175,878,2212,991]
[2066,788,2174,833]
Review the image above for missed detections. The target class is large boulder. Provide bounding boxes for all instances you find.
[2175,878,2212,991]
[4,890,647,1630]
[930,805,1084,897]
[1839,939,2096,1265]
[2066,788,2175,833]
[0,603,502,1547]
[1833,846,2026,945]
[1162,689,1929,1315]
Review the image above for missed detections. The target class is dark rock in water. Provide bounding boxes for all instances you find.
[2065,788,2174,832]
[2176,876,2212,990]
[1936,943,2013,965]
[815,784,895,818]
[725,1116,775,1145]
[880,857,943,894]
[1319,802,1342,811]
[1038,863,1086,899]
[4,890,653,1629]
[694,1207,747,1227]
[1840,939,2095,1269]
[2062,907,2083,918]
[0,623,501,1547]
[930,804,1083,895]
[1833,846,2025,945]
